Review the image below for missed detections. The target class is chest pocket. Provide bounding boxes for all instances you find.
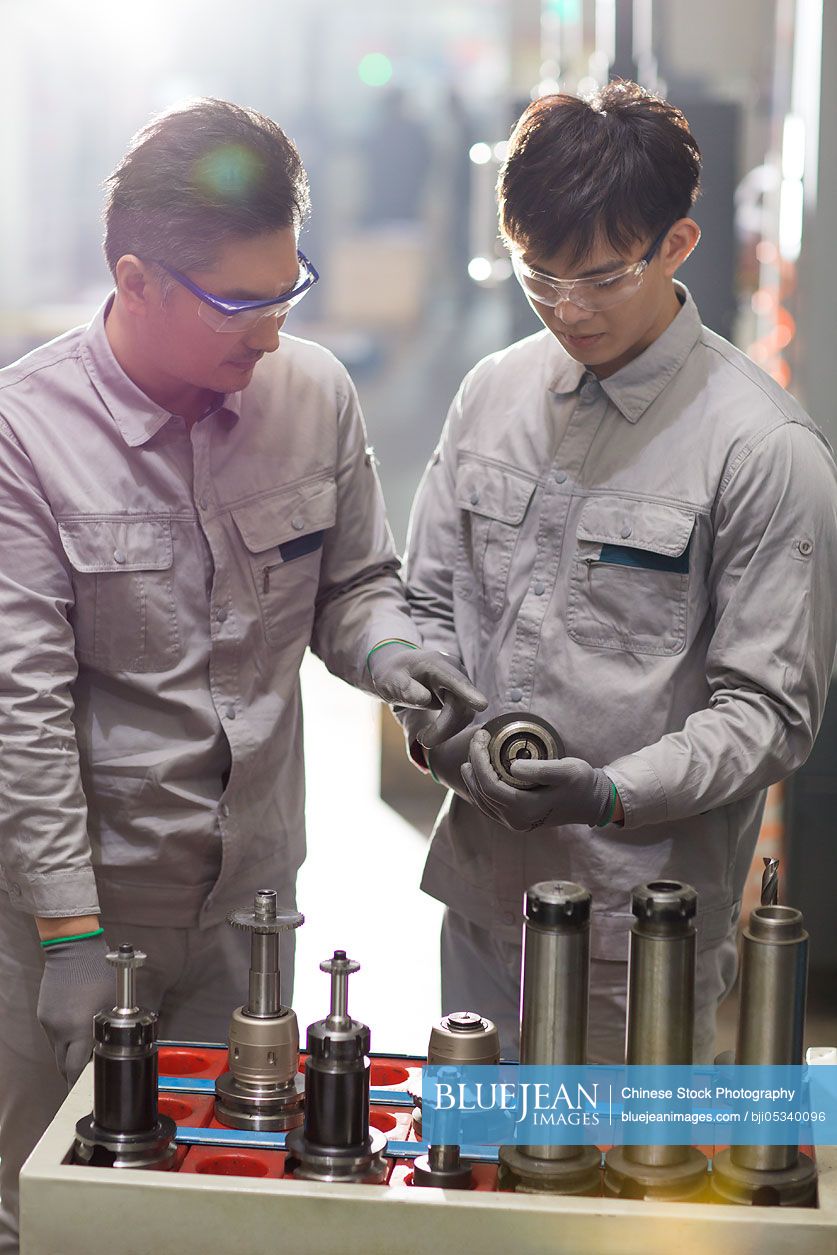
[567,497,695,655]
[232,477,337,649]
[57,516,180,673]
[453,461,535,619]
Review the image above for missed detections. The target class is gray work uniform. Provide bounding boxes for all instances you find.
[0,299,418,1252]
[405,285,837,1059]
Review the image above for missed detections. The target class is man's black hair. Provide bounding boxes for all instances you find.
[103,98,310,276]
[498,80,701,265]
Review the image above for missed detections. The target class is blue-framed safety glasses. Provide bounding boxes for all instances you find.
[156,250,319,332]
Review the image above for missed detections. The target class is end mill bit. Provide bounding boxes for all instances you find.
[761,858,779,907]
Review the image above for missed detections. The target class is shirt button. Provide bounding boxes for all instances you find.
[621,525,632,539]
[509,688,523,702]
[798,539,813,556]
[225,705,236,720]
[112,549,126,564]
[291,516,305,531]
[470,491,480,506]
[220,803,230,818]
[533,580,545,596]
[216,608,228,623]
[553,470,567,484]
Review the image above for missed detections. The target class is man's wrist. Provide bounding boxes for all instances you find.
[596,777,623,827]
[366,638,419,673]
[35,914,101,943]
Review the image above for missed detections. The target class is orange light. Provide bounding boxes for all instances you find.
[771,359,791,388]
[776,307,796,335]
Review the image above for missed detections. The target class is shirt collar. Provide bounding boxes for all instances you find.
[80,295,241,447]
[547,282,702,423]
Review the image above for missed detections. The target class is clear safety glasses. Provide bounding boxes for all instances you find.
[157,251,319,333]
[511,226,669,314]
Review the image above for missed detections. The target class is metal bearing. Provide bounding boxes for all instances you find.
[483,713,565,789]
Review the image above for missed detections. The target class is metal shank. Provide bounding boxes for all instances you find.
[519,882,591,1162]
[624,881,698,1171]
[732,906,808,1173]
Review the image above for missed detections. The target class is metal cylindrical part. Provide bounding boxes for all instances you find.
[412,1140,474,1189]
[484,714,565,789]
[94,1048,157,1134]
[519,882,591,1163]
[115,966,135,1015]
[604,882,707,1200]
[284,951,387,1184]
[247,931,280,1019]
[732,906,808,1172]
[304,1054,370,1149]
[521,881,591,1067]
[329,968,350,1027]
[427,1012,501,1066]
[429,1144,460,1172]
[624,881,697,1168]
[74,950,176,1170]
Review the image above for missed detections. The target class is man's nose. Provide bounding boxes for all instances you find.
[244,311,286,353]
[554,297,592,326]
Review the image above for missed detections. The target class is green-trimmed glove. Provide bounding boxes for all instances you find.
[461,729,617,831]
[37,934,113,1086]
[368,643,487,748]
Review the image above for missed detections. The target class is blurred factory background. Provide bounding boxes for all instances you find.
[1,0,834,1049]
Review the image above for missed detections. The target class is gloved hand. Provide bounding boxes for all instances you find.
[426,726,478,800]
[460,729,617,831]
[368,644,487,748]
[37,934,113,1086]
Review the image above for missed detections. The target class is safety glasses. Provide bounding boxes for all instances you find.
[157,251,319,333]
[512,226,669,314]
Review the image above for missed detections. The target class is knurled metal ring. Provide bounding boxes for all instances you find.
[227,908,305,934]
[483,713,564,789]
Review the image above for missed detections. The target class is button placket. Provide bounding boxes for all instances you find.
[507,401,607,705]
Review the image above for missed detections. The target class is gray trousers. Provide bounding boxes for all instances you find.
[0,885,296,1255]
[440,907,738,1063]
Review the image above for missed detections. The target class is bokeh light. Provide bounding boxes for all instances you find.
[468,142,492,165]
[467,257,492,282]
[358,52,393,87]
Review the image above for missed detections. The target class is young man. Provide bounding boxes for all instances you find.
[402,82,837,1062]
[0,98,484,1252]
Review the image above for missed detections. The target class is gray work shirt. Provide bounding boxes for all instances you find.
[405,286,837,958]
[0,299,418,926]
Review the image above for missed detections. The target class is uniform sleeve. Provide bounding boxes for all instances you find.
[606,421,837,827]
[0,415,100,916]
[401,387,464,660]
[309,376,420,690]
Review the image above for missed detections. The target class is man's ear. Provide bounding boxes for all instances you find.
[661,218,701,278]
[113,255,157,316]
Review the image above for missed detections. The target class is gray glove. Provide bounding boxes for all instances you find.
[37,934,113,1086]
[461,729,616,831]
[426,727,478,801]
[369,645,487,748]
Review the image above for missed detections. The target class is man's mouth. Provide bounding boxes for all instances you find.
[227,355,262,370]
[561,331,604,347]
